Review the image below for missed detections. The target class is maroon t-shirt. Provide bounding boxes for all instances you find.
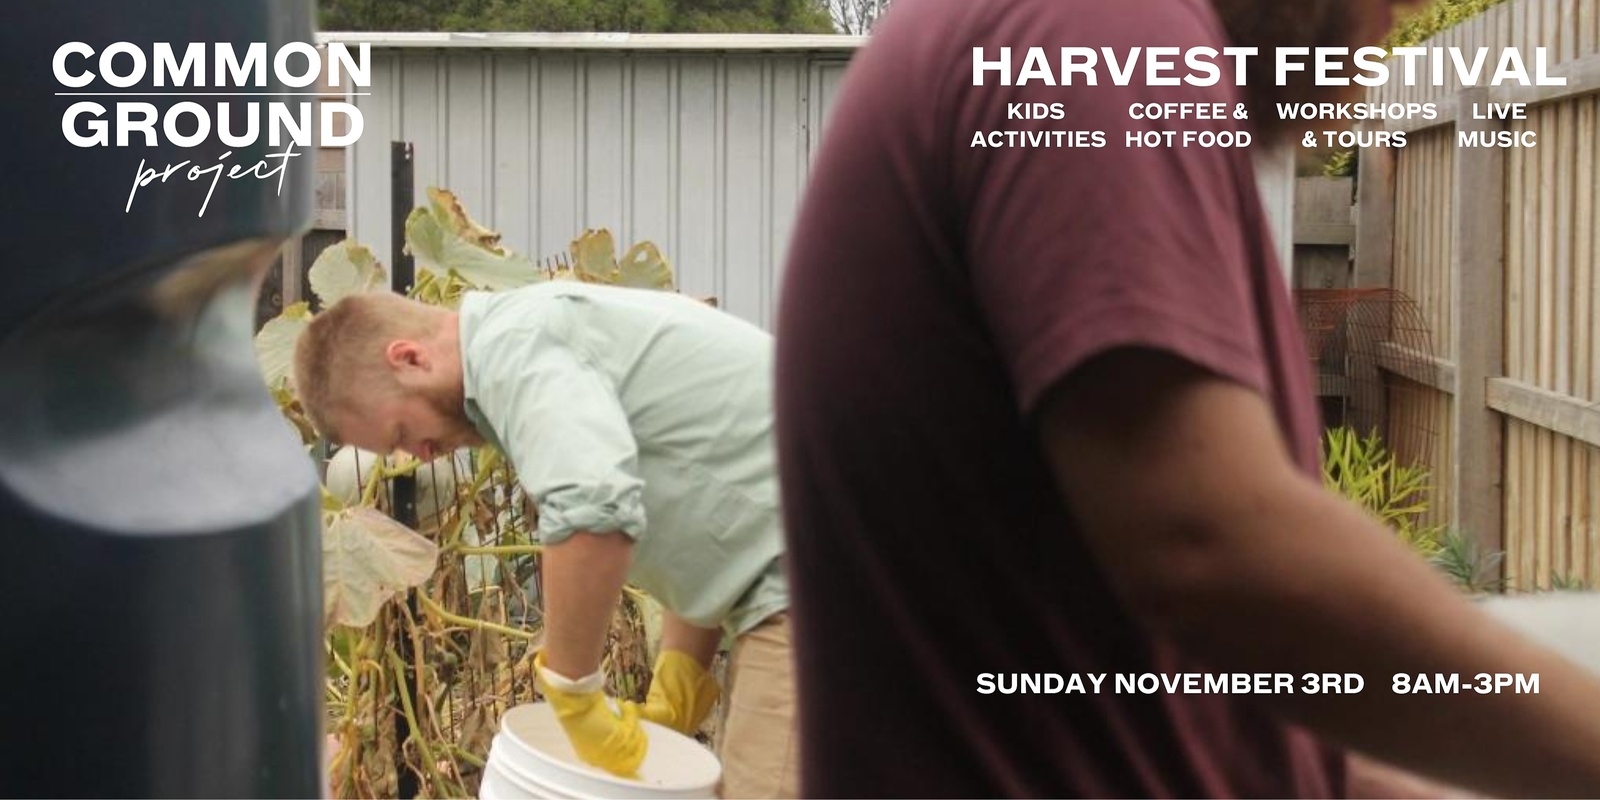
[774,0,1344,796]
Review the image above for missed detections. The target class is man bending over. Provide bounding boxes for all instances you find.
[295,282,796,798]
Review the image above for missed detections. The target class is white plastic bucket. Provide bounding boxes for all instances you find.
[480,703,722,800]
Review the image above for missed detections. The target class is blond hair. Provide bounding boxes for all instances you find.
[292,291,448,441]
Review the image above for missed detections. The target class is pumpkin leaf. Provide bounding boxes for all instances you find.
[323,507,439,628]
[616,241,674,290]
[569,228,619,283]
[254,301,313,391]
[405,188,536,291]
[309,239,387,307]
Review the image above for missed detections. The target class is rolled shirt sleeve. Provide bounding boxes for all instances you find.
[457,284,787,636]
[463,317,647,546]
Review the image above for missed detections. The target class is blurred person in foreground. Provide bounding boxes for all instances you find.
[774,0,1600,796]
[295,282,797,797]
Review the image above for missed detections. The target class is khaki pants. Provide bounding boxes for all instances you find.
[717,613,799,799]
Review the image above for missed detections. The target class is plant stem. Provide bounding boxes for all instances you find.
[452,746,487,769]
[401,603,459,776]
[388,651,458,796]
[452,544,543,557]
[329,641,355,680]
[417,592,542,644]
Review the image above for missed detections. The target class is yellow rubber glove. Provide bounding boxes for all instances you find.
[534,652,648,777]
[636,649,721,736]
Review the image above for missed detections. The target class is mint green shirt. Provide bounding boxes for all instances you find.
[457,282,786,637]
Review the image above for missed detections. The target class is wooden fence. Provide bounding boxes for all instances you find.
[254,47,352,329]
[1359,0,1600,589]
[1294,176,1356,291]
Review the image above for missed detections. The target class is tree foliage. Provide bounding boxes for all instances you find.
[319,0,833,33]
[1322,0,1514,177]
[825,0,889,34]
[1384,0,1513,49]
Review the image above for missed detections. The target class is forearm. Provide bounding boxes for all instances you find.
[659,611,722,668]
[1039,352,1600,794]
[540,530,634,678]
[1346,752,1479,799]
[1151,478,1600,797]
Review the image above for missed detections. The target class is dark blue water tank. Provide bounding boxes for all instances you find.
[0,1,324,796]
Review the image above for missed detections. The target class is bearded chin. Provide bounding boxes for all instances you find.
[423,381,477,448]
[1209,0,1375,143]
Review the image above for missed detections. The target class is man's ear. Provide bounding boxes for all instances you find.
[383,340,430,372]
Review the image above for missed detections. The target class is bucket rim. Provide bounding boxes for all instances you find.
[488,734,603,800]
[495,703,721,794]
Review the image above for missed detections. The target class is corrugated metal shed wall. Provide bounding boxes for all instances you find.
[351,47,851,329]
[346,40,1295,330]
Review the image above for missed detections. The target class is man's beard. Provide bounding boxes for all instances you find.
[1209,0,1395,142]
[422,381,485,450]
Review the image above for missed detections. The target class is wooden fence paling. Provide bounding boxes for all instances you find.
[1371,0,1600,589]
[280,236,304,308]
[1452,86,1509,563]
[1355,127,1397,289]
[1354,126,1399,441]
[1293,177,1355,290]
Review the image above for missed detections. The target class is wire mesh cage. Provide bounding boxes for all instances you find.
[1295,287,1444,470]
[325,442,658,798]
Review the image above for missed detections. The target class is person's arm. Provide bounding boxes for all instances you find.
[1036,348,1600,798]
[540,529,635,678]
[532,529,648,776]
[465,316,651,774]
[1345,752,1479,799]
[659,611,722,669]
[467,317,647,677]
[635,612,724,735]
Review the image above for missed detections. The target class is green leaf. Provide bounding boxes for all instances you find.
[404,187,535,291]
[1430,528,1505,592]
[1321,425,1443,560]
[309,239,387,307]
[254,301,313,390]
[323,506,439,628]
